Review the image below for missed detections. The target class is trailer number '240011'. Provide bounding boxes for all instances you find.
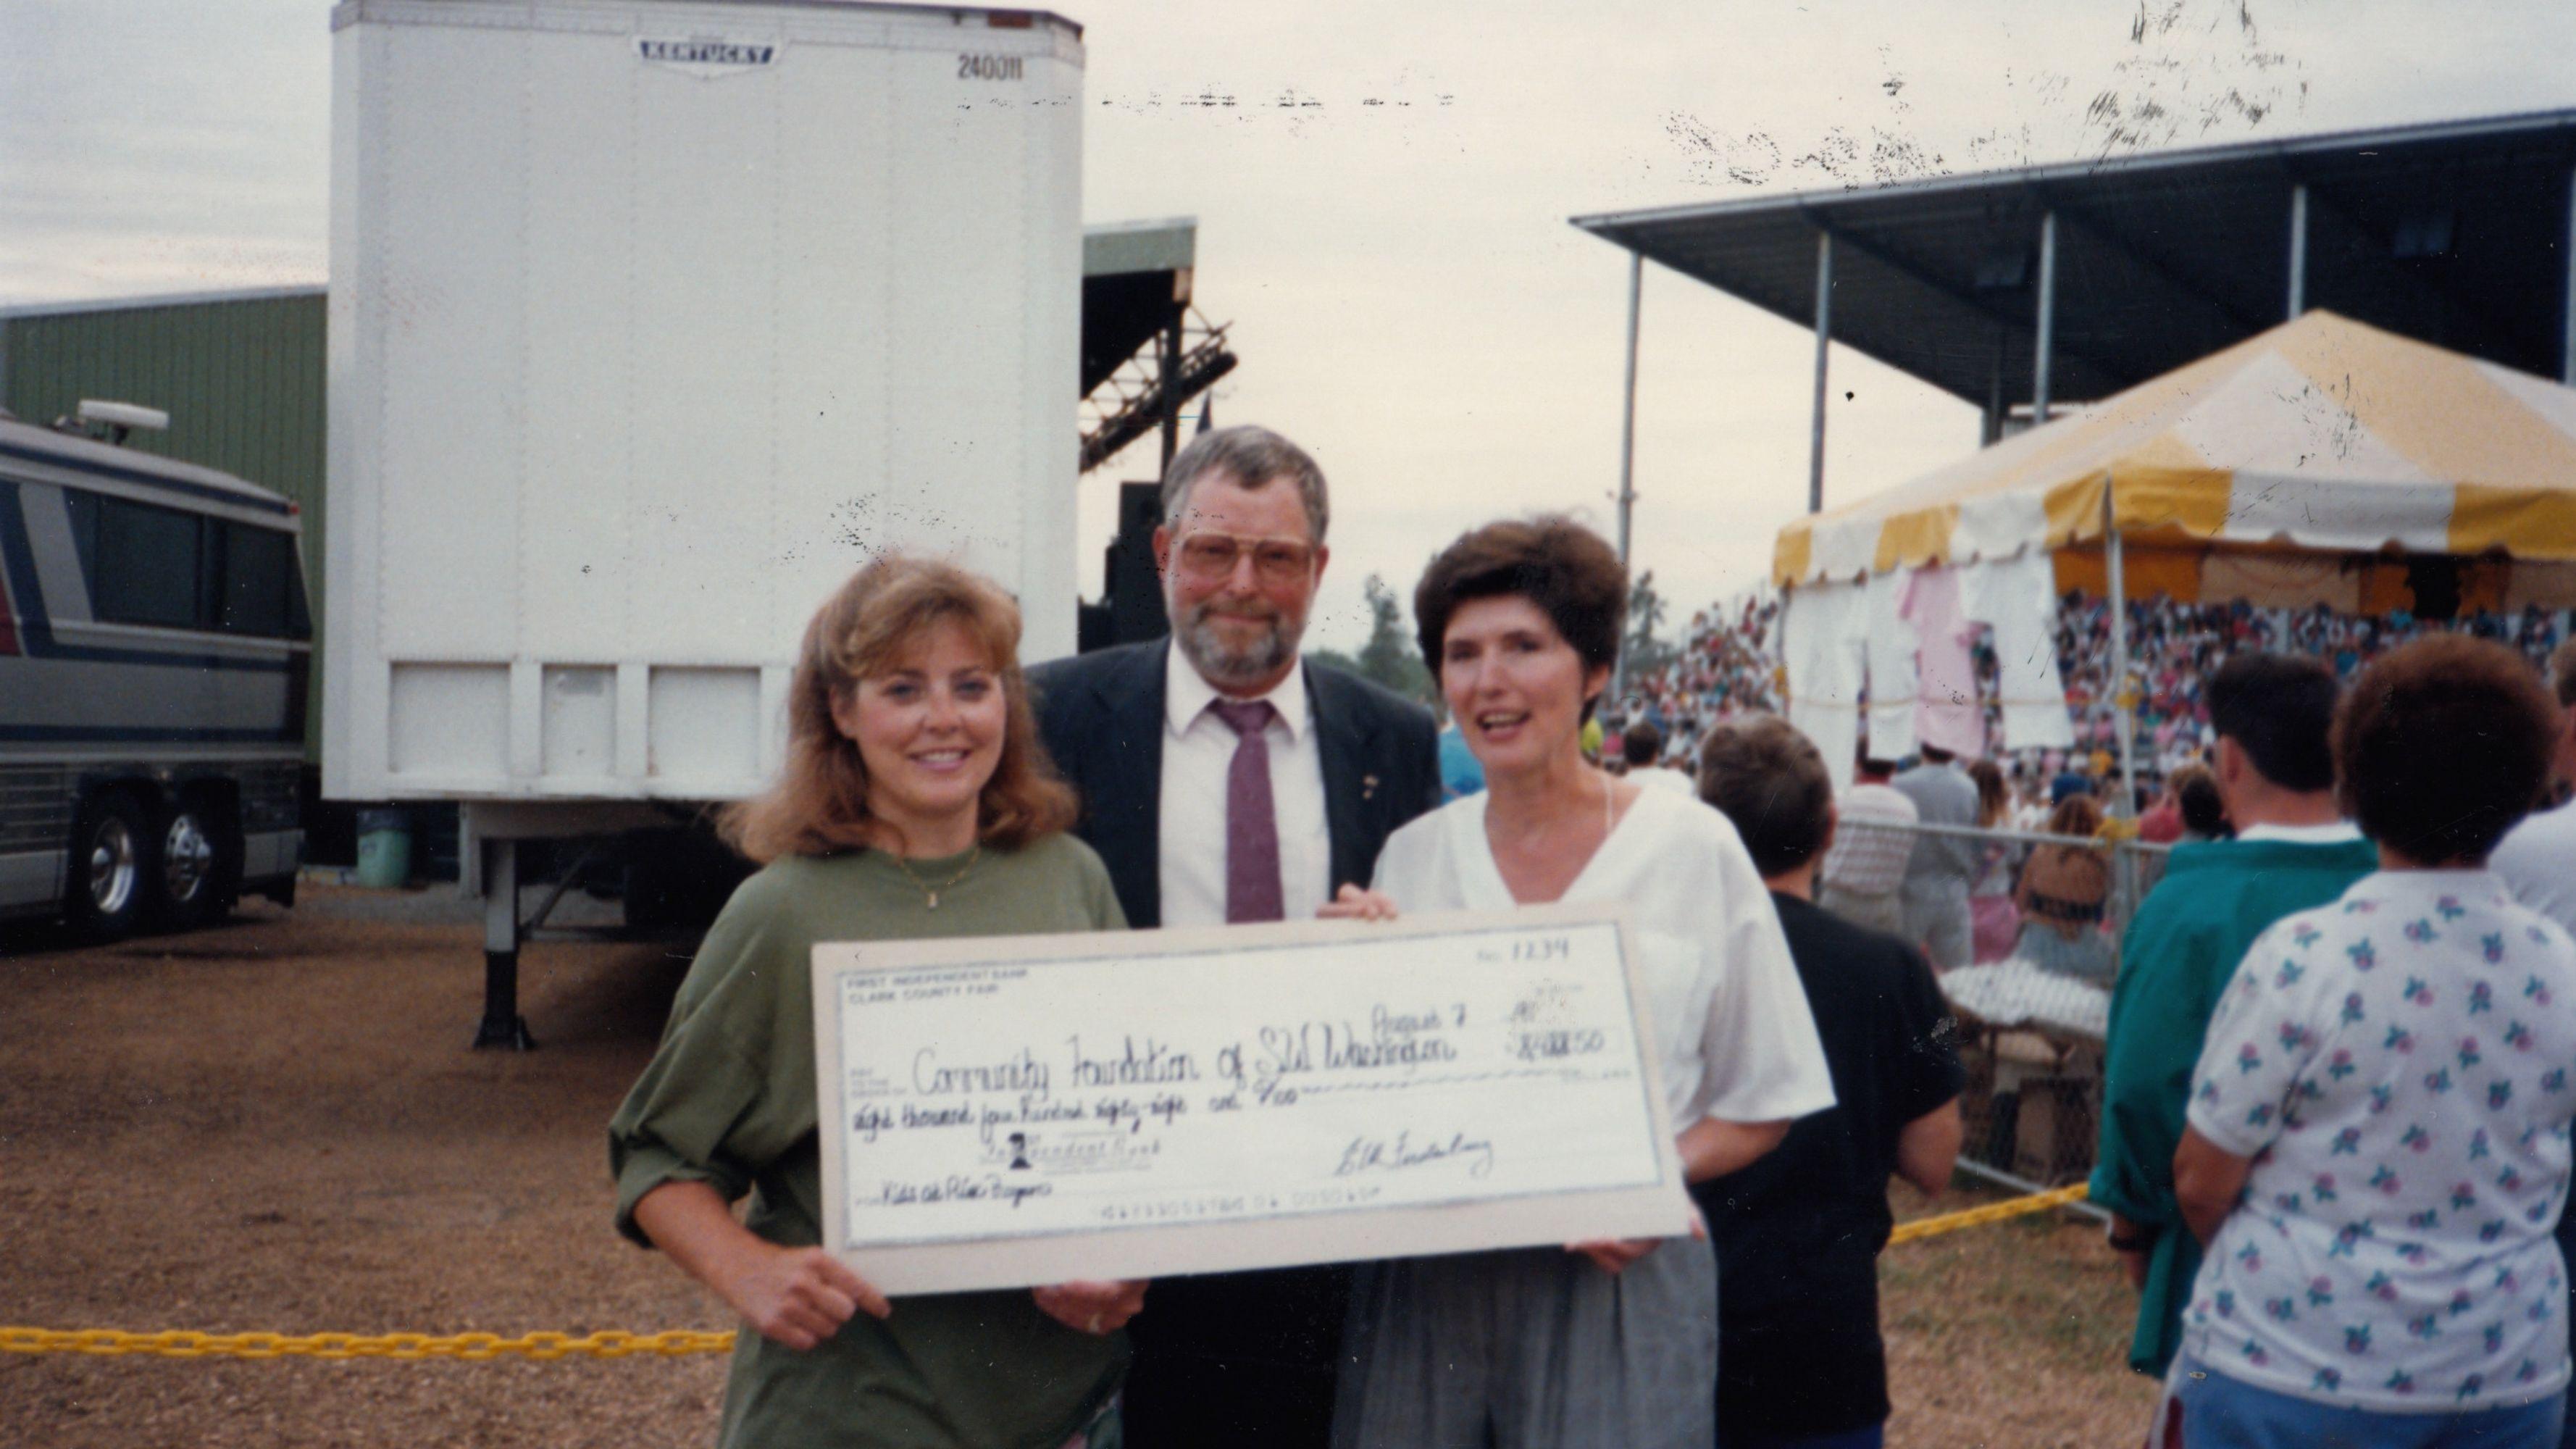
[959,53,1023,80]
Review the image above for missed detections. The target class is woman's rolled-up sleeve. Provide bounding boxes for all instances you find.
[607,882,808,1246]
[610,1018,767,1245]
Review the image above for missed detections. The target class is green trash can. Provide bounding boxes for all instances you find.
[355,808,413,888]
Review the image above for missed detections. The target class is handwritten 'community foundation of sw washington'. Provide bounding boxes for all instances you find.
[811,902,1694,1294]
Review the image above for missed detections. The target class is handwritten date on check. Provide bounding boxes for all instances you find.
[810,902,1692,1295]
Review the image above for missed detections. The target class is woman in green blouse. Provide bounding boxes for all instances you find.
[610,556,1141,1449]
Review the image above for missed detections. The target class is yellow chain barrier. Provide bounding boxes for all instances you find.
[0,1327,735,1361]
[3,1186,2093,1362]
[1887,1180,2091,1245]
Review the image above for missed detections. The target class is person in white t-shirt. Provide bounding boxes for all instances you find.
[2491,638,2576,937]
[1619,720,1697,797]
[1322,515,1834,1449]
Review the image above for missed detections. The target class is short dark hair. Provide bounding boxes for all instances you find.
[1413,517,1626,710]
[1918,743,1957,766]
[1161,425,1330,543]
[2333,635,2559,865]
[2173,764,2228,838]
[1621,721,1663,767]
[2551,638,2576,709]
[1697,714,1832,878]
[2206,652,2338,793]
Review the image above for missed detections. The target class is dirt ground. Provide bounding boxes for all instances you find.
[0,886,2154,1448]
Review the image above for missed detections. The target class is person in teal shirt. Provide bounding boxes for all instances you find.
[2088,656,2377,1407]
[1437,721,1485,800]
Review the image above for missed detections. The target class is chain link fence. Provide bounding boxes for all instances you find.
[1825,816,2175,1198]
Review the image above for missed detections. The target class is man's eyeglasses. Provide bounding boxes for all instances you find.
[1172,532,1317,584]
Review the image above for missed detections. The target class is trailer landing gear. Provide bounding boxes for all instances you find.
[474,838,535,1051]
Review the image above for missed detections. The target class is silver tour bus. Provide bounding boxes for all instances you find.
[0,402,309,938]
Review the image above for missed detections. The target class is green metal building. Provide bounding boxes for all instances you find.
[0,286,331,755]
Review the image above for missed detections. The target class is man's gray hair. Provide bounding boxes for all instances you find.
[1160,425,1330,543]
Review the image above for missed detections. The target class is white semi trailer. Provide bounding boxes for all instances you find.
[327,0,1085,1045]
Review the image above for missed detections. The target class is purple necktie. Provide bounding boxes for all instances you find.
[1210,699,1284,923]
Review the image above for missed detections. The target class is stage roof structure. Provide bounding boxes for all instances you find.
[1076,216,1237,474]
[1573,109,2576,523]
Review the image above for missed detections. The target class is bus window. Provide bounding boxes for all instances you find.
[93,494,204,630]
[286,545,312,640]
[62,488,99,588]
[60,489,308,639]
[221,523,296,638]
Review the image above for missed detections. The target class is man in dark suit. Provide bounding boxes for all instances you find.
[1028,424,1441,1447]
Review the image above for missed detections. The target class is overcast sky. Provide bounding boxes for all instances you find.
[5,0,2572,649]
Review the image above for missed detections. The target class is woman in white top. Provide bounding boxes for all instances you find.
[1323,517,1835,1449]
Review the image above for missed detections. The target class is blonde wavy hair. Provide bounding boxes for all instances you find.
[720,556,1076,864]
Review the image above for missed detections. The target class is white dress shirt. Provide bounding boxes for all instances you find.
[1158,643,1333,927]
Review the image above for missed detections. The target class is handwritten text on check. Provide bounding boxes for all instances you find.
[812,907,1689,1291]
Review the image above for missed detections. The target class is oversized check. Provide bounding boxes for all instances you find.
[811,902,1692,1294]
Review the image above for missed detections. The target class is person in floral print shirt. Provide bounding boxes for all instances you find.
[2173,636,2576,1448]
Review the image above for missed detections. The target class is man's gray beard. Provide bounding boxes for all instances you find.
[1174,604,1300,690]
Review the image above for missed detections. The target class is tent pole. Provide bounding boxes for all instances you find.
[2287,183,2309,319]
[2104,475,2142,932]
[2033,211,2057,423]
[2104,476,2136,817]
[1809,230,1832,514]
[1613,251,1642,706]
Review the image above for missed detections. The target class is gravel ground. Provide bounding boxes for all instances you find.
[1,885,2154,1447]
[1,888,727,1448]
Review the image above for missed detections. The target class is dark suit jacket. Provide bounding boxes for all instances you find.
[1024,638,1440,1447]
[1026,638,1442,929]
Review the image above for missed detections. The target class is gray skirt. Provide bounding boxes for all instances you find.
[1331,1235,1717,1449]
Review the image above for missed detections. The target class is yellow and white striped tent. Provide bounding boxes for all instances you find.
[1776,309,2576,592]
[1771,312,2576,774]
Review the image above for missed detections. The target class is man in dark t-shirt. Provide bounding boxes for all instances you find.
[1697,716,1967,1449]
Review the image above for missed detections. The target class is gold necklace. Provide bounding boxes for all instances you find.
[891,845,981,910]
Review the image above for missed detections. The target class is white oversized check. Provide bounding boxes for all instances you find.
[811,901,1692,1294]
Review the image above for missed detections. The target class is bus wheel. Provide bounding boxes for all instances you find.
[67,790,156,940]
[156,800,239,931]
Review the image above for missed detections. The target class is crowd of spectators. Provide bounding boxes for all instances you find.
[1605,590,1781,769]
[1612,588,2573,796]
[2054,596,2572,780]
